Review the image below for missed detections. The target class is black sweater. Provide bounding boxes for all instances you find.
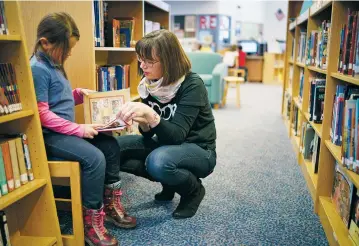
[139,72,216,151]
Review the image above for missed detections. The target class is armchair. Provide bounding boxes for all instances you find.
[186,52,227,108]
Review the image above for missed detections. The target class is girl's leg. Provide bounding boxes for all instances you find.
[43,132,117,246]
[145,143,216,219]
[87,133,136,229]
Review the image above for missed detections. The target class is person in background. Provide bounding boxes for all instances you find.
[30,12,136,246]
[237,45,248,81]
[116,29,217,219]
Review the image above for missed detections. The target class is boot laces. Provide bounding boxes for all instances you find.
[114,190,125,212]
[93,210,107,235]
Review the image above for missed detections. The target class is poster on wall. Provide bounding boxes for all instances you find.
[209,16,217,29]
[220,16,230,30]
[235,21,263,41]
[200,16,209,29]
[184,15,196,32]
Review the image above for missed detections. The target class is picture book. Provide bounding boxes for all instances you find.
[83,89,131,131]
[349,190,359,245]
[332,162,355,228]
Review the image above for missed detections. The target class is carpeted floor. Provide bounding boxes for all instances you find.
[60,83,329,245]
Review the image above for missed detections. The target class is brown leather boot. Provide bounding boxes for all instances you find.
[104,182,136,229]
[83,205,118,246]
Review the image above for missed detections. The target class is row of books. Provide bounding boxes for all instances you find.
[0,211,10,246]
[96,65,130,92]
[0,63,22,116]
[332,162,359,244]
[0,134,34,197]
[0,0,9,35]
[93,0,135,48]
[337,9,359,77]
[297,31,307,64]
[283,91,291,121]
[292,106,300,136]
[299,122,321,173]
[305,20,331,69]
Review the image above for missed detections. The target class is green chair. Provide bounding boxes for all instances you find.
[186,52,227,108]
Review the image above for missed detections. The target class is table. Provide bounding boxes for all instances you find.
[222,76,244,107]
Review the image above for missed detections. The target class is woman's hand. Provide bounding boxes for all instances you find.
[117,102,161,128]
[79,88,96,96]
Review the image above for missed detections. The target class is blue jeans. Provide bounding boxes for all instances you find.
[116,135,216,185]
[43,132,121,209]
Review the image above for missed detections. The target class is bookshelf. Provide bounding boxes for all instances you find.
[19,0,170,124]
[0,1,62,245]
[281,1,359,245]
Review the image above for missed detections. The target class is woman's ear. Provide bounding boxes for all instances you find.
[39,37,52,51]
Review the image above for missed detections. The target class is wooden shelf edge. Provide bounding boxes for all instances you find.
[296,9,309,26]
[95,47,135,52]
[310,0,332,17]
[293,97,303,112]
[0,179,47,210]
[331,72,359,86]
[319,197,353,246]
[145,0,170,12]
[300,154,318,201]
[296,62,306,68]
[307,66,327,75]
[0,110,34,124]
[289,21,296,31]
[289,59,294,64]
[310,121,323,138]
[0,34,21,41]
[131,94,141,101]
[12,235,57,246]
[55,198,71,203]
[325,140,359,189]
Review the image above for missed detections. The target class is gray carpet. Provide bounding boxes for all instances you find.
[61,83,329,245]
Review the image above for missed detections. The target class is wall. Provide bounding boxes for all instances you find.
[168,1,220,15]
[263,1,288,53]
[167,0,288,52]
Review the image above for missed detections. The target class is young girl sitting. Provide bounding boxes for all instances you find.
[30,12,135,246]
[116,30,217,219]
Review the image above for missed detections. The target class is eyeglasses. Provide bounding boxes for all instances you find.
[137,56,159,68]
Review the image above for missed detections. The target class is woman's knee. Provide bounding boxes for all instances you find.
[145,148,175,180]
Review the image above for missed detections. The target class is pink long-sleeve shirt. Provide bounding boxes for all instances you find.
[37,88,85,137]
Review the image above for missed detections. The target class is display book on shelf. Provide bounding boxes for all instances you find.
[0,0,62,246]
[281,1,359,245]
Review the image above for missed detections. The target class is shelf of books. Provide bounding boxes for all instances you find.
[282,1,359,245]
[0,1,62,245]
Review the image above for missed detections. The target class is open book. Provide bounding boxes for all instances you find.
[83,89,131,131]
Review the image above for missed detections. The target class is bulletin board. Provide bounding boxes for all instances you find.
[235,21,263,41]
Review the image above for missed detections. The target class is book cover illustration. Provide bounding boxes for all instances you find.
[84,89,131,132]
[332,162,355,228]
[349,190,359,245]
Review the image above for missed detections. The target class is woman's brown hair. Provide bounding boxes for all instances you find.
[33,12,80,79]
[135,29,191,86]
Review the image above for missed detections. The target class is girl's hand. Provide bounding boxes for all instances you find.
[81,124,103,139]
[79,88,96,96]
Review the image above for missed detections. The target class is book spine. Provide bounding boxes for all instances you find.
[0,147,8,196]
[0,142,14,192]
[8,140,20,189]
[0,211,10,246]
[21,134,34,181]
[14,138,27,185]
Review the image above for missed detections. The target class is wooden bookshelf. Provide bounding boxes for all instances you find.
[282,1,359,245]
[0,1,62,245]
[0,34,21,41]
[20,0,170,124]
